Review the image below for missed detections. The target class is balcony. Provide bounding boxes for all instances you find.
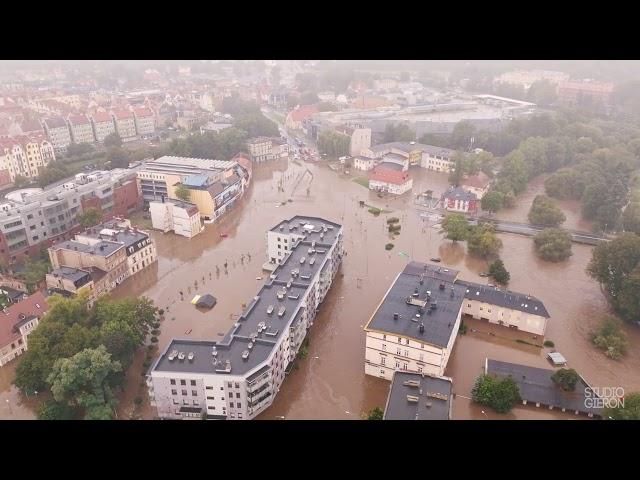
[248,390,271,408]
[247,375,270,393]
[247,382,270,399]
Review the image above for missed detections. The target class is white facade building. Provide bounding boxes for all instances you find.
[147,216,344,420]
[149,197,203,238]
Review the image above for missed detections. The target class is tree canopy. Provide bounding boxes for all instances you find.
[533,228,573,262]
[383,123,416,143]
[488,259,510,285]
[605,392,640,420]
[471,374,521,414]
[528,195,566,228]
[77,207,103,228]
[467,223,503,258]
[317,130,350,158]
[551,368,580,391]
[103,132,122,148]
[441,213,470,242]
[174,184,191,202]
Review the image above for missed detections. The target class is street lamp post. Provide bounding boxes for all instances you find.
[6,399,13,415]
[481,410,489,419]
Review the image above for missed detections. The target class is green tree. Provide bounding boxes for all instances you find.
[499,150,529,195]
[47,345,122,420]
[528,195,566,228]
[488,259,510,285]
[451,121,476,150]
[103,132,122,148]
[106,147,131,169]
[383,123,416,143]
[38,400,77,420]
[174,184,191,202]
[551,368,580,392]
[367,407,384,420]
[605,392,640,420]
[527,80,558,107]
[590,314,629,360]
[481,191,504,213]
[441,213,470,242]
[317,130,350,157]
[544,168,585,200]
[467,223,503,258]
[533,228,573,262]
[234,112,279,137]
[66,143,95,158]
[622,202,640,234]
[77,207,102,228]
[448,153,466,186]
[587,233,640,322]
[13,174,29,188]
[471,374,521,414]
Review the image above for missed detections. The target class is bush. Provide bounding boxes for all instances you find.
[459,321,468,335]
[366,407,384,420]
[488,259,510,285]
[387,217,400,224]
[147,345,156,351]
[533,228,572,262]
[150,336,159,343]
[38,400,76,420]
[388,224,401,233]
[471,374,521,414]
[134,397,143,406]
[368,207,381,216]
[385,243,394,250]
[543,340,555,348]
[551,368,580,391]
[158,309,165,316]
[591,315,629,360]
[151,329,161,336]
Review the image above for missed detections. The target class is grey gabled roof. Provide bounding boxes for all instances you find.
[486,359,601,416]
[458,280,550,318]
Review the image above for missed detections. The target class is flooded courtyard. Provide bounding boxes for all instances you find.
[3,159,640,420]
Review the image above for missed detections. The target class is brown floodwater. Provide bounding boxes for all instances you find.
[2,161,639,420]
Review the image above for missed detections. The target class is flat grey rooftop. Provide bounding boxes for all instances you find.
[153,216,342,378]
[271,215,341,246]
[367,262,465,348]
[50,266,91,282]
[53,240,123,257]
[486,359,602,416]
[384,371,452,420]
[458,280,550,318]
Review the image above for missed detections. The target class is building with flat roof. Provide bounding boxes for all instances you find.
[368,141,458,172]
[383,371,453,420]
[364,262,550,381]
[137,156,250,222]
[441,186,478,213]
[42,116,72,153]
[147,216,344,420]
[149,196,202,238]
[485,359,601,418]
[0,168,139,265]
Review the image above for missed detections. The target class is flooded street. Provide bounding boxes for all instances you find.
[3,160,639,420]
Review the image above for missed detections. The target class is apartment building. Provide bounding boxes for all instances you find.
[383,371,453,420]
[42,116,72,153]
[90,112,116,143]
[67,114,95,144]
[133,107,155,137]
[557,80,615,108]
[246,137,288,163]
[74,218,157,277]
[0,291,49,367]
[111,109,137,141]
[137,156,250,222]
[364,262,550,381]
[0,168,139,265]
[148,216,344,420]
[0,135,55,181]
[149,197,202,238]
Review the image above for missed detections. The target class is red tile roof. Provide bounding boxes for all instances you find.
[68,114,90,125]
[91,112,113,123]
[111,110,133,120]
[371,167,410,185]
[289,105,318,122]
[463,171,491,189]
[0,291,49,348]
[133,107,153,118]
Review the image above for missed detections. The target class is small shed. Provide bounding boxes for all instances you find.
[194,294,217,309]
[547,352,567,366]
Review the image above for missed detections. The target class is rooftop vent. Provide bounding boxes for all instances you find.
[393,313,399,321]
[178,352,186,361]
[168,349,178,361]
[267,305,274,315]
[439,283,445,290]
[407,395,419,403]
[403,380,421,388]
[188,352,194,362]
[242,350,249,360]
[278,306,286,317]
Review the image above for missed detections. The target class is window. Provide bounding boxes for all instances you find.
[205,386,213,390]
[173,399,179,405]
[382,344,386,351]
[29,225,36,231]
[420,343,424,349]
[220,387,223,391]
[190,380,196,386]
[418,367,423,373]
[419,354,424,362]
[382,334,386,341]
[207,396,214,400]
[193,400,199,406]
[181,390,187,396]
[171,389,177,395]
[237,403,242,409]
[381,357,386,366]
[235,382,239,389]
[404,350,409,357]
[395,361,400,368]
[467,303,471,308]
[396,347,401,355]
[238,413,243,419]
[192,390,197,396]
[180,380,186,386]
[170,379,176,385]
[228,382,233,388]
[235,392,240,398]
[403,363,408,370]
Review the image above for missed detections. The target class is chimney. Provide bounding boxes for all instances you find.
[419,323,424,334]
[393,313,399,321]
